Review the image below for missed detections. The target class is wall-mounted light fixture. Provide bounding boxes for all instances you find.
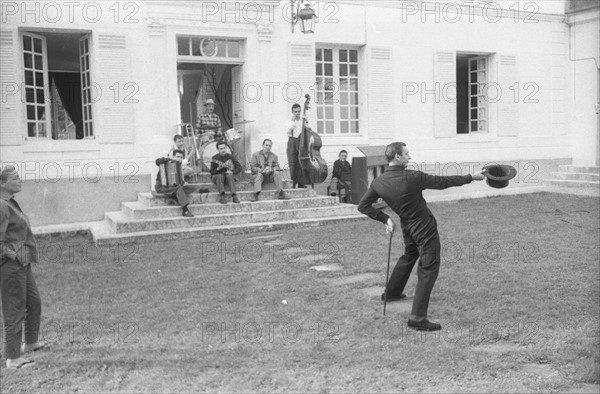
[291,0,316,34]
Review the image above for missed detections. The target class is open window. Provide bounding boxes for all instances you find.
[457,54,489,134]
[22,31,92,140]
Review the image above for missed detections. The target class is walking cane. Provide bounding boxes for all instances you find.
[383,231,393,316]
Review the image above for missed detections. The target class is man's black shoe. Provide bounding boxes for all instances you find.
[278,190,291,200]
[182,210,194,218]
[407,319,442,331]
[381,293,407,302]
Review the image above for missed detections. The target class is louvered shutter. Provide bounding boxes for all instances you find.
[368,47,393,139]
[0,30,21,146]
[497,55,518,137]
[287,42,315,108]
[433,50,456,138]
[92,34,134,143]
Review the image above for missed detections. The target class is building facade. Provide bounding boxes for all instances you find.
[0,0,598,226]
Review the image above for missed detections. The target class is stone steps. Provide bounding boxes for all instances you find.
[178,179,293,193]
[91,185,365,245]
[106,204,359,233]
[544,165,600,196]
[90,214,366,246]
[138,188,314,206]
[549,172,599,182]
[557,165,600,174]
[121,196,339,220]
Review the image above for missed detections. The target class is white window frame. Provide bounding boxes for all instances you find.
[467,55,489,134]
[315,47,360,135]
[21,32,50,139]
[79,34,93,138]
[20,30,94,141]
[176,36,244,65]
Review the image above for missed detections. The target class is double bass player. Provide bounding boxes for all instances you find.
[285,103,306,188]
[286,96,328,189]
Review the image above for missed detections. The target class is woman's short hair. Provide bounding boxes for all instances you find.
[0,165,17,183]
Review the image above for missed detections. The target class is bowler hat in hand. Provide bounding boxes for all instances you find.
[483,164,517,188]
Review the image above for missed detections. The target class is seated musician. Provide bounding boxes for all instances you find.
[249,139,291,202]
[196,99,223,142]
[210,141,242,204]
[168,134,195,179]
[155,150,205,217]
[330,150,352,203]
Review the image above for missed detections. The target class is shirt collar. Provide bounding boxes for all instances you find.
[387,165,406,171]
[0,193,12,202]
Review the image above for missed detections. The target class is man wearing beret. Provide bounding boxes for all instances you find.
[358,142,485,332]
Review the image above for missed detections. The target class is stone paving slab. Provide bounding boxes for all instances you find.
[310,263,344,271]
[322,272,380,286]
[360,286,413,314]
[295,254,339,264]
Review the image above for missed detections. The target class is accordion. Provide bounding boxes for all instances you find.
[157,159,183,187]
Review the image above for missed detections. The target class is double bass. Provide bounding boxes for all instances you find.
[298,94,328,187]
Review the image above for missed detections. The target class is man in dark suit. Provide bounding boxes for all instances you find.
[358,142,485,331]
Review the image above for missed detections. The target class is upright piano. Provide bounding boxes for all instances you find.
[351,145,388,204]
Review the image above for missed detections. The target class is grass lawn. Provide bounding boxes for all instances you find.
[1,192,598,393]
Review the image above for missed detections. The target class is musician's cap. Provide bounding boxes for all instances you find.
[204,99,216,106]
[483,164,517,189]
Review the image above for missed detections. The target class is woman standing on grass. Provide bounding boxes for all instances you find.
[0,165,45,369]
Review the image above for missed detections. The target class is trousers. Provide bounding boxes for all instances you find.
[212,173,237,194]
[286,137,303,187]
[253,172,283,193]
[0,260,41,359]
[386,215,441,318]
[155,184,198,208]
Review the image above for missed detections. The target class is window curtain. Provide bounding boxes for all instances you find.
[50,72,83,139]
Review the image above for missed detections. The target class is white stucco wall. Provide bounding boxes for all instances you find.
[568,6,600,166]
[1,0,597,225]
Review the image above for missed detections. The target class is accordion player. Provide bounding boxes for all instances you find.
[154,156,197,217]
[156,157,184,187]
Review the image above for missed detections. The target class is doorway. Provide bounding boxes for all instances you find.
[177,62,248,167]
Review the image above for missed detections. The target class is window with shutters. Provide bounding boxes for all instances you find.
[314,48,360,135]
[457,54,489,134]
[21,31,92,140]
